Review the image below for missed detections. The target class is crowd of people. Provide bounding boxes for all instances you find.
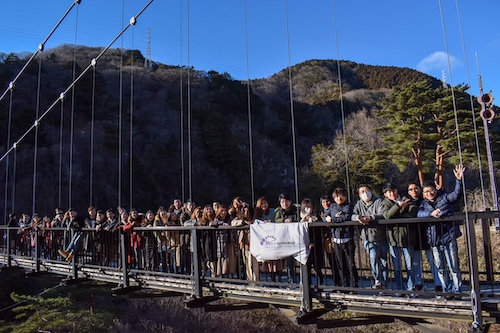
[5,164,466,298]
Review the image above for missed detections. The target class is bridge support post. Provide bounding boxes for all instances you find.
[34,228,40,273]
[120,231,129,288]
[465,214,483,331]
[6,228,12,267]
[190,228,202,299]
[299,261,312,314]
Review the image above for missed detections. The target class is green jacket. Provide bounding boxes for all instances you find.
[382,196,418,247]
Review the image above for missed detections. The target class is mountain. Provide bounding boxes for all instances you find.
[0,45,442,216]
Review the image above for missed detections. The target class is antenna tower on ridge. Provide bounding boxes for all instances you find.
[145,27,152,70]
[441,70,448,89]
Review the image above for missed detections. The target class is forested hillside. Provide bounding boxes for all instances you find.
[0,45,487,217]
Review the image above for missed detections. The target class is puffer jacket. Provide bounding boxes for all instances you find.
[417,179,463,246]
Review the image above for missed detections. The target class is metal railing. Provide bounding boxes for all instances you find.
[1,211,500,328]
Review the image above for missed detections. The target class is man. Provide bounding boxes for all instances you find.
[381,183,419,295]
[274,193,298,223]
[324,187,357,290]
[407,182,442,294]
[352,184,387,289]
[418,164,465,299]
[58,208,85,262]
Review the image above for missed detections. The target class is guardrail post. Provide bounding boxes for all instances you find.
[465,214,483,330]
[120,231,129,288]
[6,228,12,267]
[299,261,312,313]
[34,228,40,272]
[190,228,202,298]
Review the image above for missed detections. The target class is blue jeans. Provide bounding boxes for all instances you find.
[363,239,388,285]
[389,245,418,291]
[66,231,82,255]
[432,239,461,292]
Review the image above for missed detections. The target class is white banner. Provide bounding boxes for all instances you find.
[250,220,310,265]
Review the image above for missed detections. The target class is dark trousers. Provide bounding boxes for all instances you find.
[333,239,358,287]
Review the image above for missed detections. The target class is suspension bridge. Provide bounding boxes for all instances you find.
[1,1,500,332]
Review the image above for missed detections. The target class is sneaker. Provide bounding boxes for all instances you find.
[58,249,69,259]
[66,253,73,261]
[414,284,423,291]
[371,281,383,289]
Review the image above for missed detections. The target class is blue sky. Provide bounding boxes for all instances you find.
[1,0,499,102]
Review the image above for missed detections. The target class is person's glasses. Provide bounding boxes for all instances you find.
[423,189,435,194]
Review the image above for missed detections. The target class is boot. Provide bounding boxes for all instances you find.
[66,253,73,261]
[58,249,69,259]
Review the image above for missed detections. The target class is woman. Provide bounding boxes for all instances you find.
[165,210,181,273]
[210,205,236,278]
[200,205,216,276]
[255,197,282,281]
[142,210,156,271]
[300,198,324,286]
[231,205,260,281]
[153,207,169,273]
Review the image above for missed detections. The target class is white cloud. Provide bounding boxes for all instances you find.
[416,51,461,73]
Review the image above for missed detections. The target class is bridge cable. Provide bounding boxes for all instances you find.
[452,1,486,211]
[283,0,300,205]
[68,4,80,208]
[130,19,136,208]
[179,0,185,202]
[0,0,155,166]
[0,0,81,104]
[32,54,43,216]
[3,88,13,223]
[330,0,351,202]
[58,101,64,207]
[187,0,193,201]
[118,0,125,208]
[90,62,97,206]
[438,0,479,327]
[243,0,256,206]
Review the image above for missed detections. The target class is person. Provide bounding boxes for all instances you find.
[407,182,442,293]
[179,200,196,274]
[274,193,299,283]
[352,184,387,289]
[300,198,324,285]
[153,206,170,273]
[254,197,275,222]
[169,199,183,215]
[200,205,217,276]
[123,209,145,269]
[232,204,259,281]
[83,206,97,257]
[228,196,244,220]
[381,183,419,295]
[58,208,85,262]
[210,205,236,277]
[418,164,465,298]
[324,187,358,290]
[254,197,283,281]
[142,210,156,271]
[18,213,31,256]
[319,194,341,286]
[7,213,18,254]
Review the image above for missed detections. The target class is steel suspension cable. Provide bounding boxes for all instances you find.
[68,4,80,208]
[90,64,96,206]
[32,55,43,216]
[330,0,351,202]
[179,0,185,202]
[243,0,255,206]
[0,0,154,165]
[0,0,82,103]
[454,1,486,210]
[3,90,13,223]
[118,0,125,209]
[284,0,299,205]
[438,0,479,328]
[130,24,136,208]
[58,101,64,207]
[187,0,193,201]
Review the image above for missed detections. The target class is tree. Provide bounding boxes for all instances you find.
[373,80,482,186]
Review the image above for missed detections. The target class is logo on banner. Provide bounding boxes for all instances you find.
[259,235,295,248]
